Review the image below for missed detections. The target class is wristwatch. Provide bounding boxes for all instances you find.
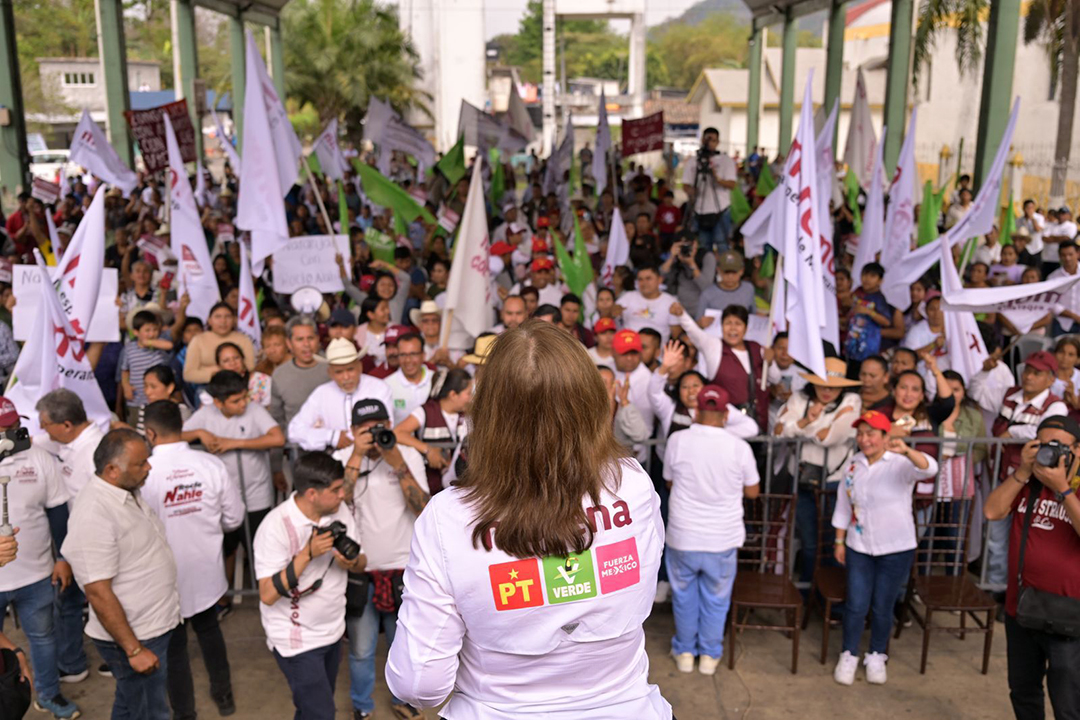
[1058,487,1075,501]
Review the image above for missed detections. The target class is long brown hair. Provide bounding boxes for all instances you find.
[460,320,628,558]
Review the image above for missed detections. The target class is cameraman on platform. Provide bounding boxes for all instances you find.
[681,127,738,253]
[985,415,1080,720]
[253,452,366,719]
[333,398,427,720]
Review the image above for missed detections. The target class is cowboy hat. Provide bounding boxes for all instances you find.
[409,299,441,329]
[462,335,496,365]
[799,357,861,388]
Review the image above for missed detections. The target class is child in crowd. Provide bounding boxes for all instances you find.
[120,309,174,414]
[846,262,899,362]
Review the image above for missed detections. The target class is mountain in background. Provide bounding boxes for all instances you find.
[648,0,826,39]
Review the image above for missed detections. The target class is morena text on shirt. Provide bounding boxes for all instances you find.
[480,500,633,552]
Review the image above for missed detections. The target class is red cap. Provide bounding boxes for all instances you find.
[531,238,550,254]
[1025,350,1059,374]
[923,289,942,302]
[593,317,617,334]
[383,325,415,346]
[613,329,643,354]
[358,274,376,293]
[531,257,554,272]
[852,410,892,433]
[697,385,730,412]
[0,397,24,427]
[536,216,550,228]
[489,241,516,256]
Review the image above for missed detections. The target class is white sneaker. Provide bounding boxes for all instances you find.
[654,581,670,604]
[672,651,695,673]
[698,654,721,676]
[833,650,859,685]
[864,652,888,684]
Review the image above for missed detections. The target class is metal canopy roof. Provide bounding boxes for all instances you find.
[194,0,288,27]
[743,0,831,27]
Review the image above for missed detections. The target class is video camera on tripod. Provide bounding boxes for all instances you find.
[0,428,32,538]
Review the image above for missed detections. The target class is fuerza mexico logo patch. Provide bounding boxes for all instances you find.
[542,552,597,604]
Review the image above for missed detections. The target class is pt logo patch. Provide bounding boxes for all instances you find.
[488,559,543,611]
[542,552,597,604]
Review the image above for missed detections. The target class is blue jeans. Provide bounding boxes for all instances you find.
[697,208,731,253]
[842,547,915,655]
[986,516,1012,588]
[666,547,737,658]
[54,582,88,677]
[93,628,174,720]
[347,583,401,712]
[795,484,838,587]
[272,642,340,720]
[0,576,61,699]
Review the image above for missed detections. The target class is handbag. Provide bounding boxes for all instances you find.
[695,212,720,231]
[1015,482,1080,638]
[0,648,31,719]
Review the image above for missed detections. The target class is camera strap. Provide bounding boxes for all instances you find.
[1016,481,1041,588]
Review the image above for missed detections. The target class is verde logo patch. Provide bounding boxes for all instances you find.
[394,399,406,408]
[542,552,597,604]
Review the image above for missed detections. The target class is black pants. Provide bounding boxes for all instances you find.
[167,605,233,719]
[273,642,340,720]
[223,508,270,558]
[1006,614,1080,720]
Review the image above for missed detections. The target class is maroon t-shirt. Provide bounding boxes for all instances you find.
[1006,484,1080,616]
[656,205,681,234]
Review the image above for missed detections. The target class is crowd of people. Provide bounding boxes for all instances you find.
[0,123,1075,720]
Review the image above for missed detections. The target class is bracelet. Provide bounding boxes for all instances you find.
[1013,473,1031,485]
[834,538,845,546]
[126,646,143,659]
[1061,487,1075,500]
[12,646,24,656]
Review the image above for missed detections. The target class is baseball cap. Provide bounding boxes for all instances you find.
[1061,205,1073,215]
[326,337,362,365]
[718,250,745,272]
[852,410,892,433]
[593,317,617,334]
[329,307,357,328]
[351,399,389,426]
[536,216,550,229]
[531,256,554,272]
[509,221,528,235]
[0,397,25,427]
[697,385,730,412]
[613,329,643,355]
[383,325,413,346]
[1025,350,1059,374]
[532,238,550,254]
[489,241,516,257]
[1037,415,1080,441]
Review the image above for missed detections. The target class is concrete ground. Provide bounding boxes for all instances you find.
[9,599,1017,719]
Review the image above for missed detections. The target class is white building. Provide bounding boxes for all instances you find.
[36,57,161,118]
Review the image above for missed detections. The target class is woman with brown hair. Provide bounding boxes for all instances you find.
[386,321,671,719]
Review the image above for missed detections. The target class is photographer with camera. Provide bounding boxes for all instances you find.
[985,415,1080,720]
[681,127,737,253]
[659,232,716,320]
[253,451,366,719]
[332,399,427,720]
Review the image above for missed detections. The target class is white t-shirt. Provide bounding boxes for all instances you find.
[731,347,751,374]
[407,406,465,443]
[902,320,940,351]
[1049,265,1080,331]
[1052,368,1080,400]
[385,367,434,426]
[617,290,679,345]
[682,152,737,215]
[587,346,615,370]
[142,442,246,618]
[183,402,279,512]
[253,495,357,657]
[52,422,105,505]
[663,424,759,553]
[331,446,426,570]
[0,447,69,591]
[1044,220,1078,261]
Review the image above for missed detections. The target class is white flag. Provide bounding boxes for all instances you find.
[593,89,611,198]
[851,128,887,283]
[6,251,110,435]
[544,131,573,196]
[600,207,629,286]
[194,160,207,207]
[68,109,139,196]
[844,68,877,189]
[741,190,780,258]
[938,235,989,381]
[164,113,221,322]
[882,106,918,271]
[212,107,241,173]
[815,100,840,350]
[237,33,292,269]
[52,187,107,340]
[313,118,350,182]
[442,160,491,340]
[45,212,60,257]
[366,98,436,174]
[247,31,301,191]
[458,100,524,155]
[769,255,787,338]
[508,82,535,143]
[238,239,261,351]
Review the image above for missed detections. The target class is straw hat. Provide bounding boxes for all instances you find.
[798,357,861,388]
[409,299,441,329]
[462,335,497,365]
[125,302,168,333]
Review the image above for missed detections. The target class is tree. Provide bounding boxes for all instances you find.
[282,0,428,144]
[649,12,751,89]
[913,0,990,92]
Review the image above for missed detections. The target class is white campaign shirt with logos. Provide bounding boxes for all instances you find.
[332,445,427,571]
[183,402,279,512]
[663,424,759,553]
[617,290,679,345]
[287,377,394,451]
[253,495,358,657]
[0,447,70,591]
[142,442,246,618]
[50,423,105,503]
[385,459,671,720]
[385,367,434,426]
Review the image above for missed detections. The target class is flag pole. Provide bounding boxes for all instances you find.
[440,309,454,348]
[610,143,619,206]
[301,157,344,256]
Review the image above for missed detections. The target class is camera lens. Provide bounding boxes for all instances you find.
[334,535,361,561]
[373,428,396,450]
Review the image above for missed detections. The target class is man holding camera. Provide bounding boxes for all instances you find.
[985,415,1080,720]
[254,452,366,719]
[333,399,427,720]
[681,127,737,253]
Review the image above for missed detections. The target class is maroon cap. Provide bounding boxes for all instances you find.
[383,325,415,346]
[852,410,892,433]
[1025,350,1059,374]
[593,317,617,334]
[0,397,24,427]
[697,385,730,412]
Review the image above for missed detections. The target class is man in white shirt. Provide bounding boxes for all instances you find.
[288,338,394,451]
[508,257,565,308]
[612,329,656,436]
[490,295,528,335]
[1043,206,1078,274]
[663,385,759,675]
[1018,199,1045,256]
[1048,241,1080,335]
[332,398,428,720]
[615,265,681,345]
[143,401,244,718]
[253,452,366,720]
[682,127,737,252]
[384,334,434,425]
[62,428,181,720]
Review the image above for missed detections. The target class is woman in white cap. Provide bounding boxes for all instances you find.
[386,321,672,719]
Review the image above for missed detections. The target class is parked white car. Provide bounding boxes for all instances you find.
[29,149,81,183]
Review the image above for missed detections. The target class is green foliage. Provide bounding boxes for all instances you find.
[649,13,749,90]
[913,0,990,90]
[765,27,824,48]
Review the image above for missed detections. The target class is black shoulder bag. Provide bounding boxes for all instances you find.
[1015,482,1080,637]
[0,648,31,719]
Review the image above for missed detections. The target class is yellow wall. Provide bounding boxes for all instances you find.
[1021,174,1080,213]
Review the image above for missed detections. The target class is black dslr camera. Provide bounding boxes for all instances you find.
[0,428,31,461]
[368,424,396,451]
[1036,440,1076,470]
[314,521,360,561]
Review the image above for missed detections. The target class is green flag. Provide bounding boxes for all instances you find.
[437,135,466,185]
[489,147,505,208]
[844,169,863,235]
[352,160,435,229]
[366,228,396,265]
[307,151,323,176]
[730,184,752,226]
[756,163,777,197]
[1000,197,1017,246]
[759,246,775,279]
[917,180,940,247]
[553,233,580,295]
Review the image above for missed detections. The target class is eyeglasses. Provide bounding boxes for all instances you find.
[397,351,424,359]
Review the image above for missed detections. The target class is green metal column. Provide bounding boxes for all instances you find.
[882,0,913,175]
[0,0,28,198]
[172,0,202,157]
[94,0,133,167]
[228,12,245,145]
[778,9,796,155]
[824,0,846,149]
[268,25,286,100]
[973,0,1020,189]
[746,22,763,154]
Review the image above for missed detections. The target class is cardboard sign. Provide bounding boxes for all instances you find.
[136,235,175,269]
[437,205,460,234]
[271,234,349,294]
[31,178,60,205]
[216,223,236,244]
[13,265,119,342]
[621,112,664,157]
[124,100,197,173]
